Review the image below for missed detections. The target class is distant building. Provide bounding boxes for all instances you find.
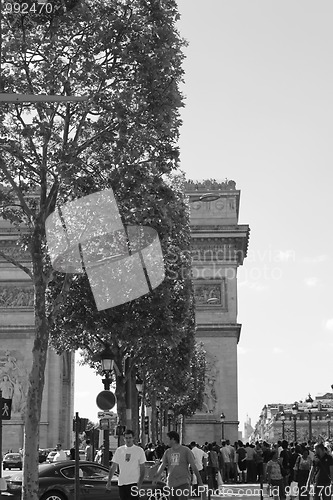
[253,394,333,443]
[244,415,254,442]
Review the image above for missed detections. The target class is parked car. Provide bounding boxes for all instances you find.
[2,453,22,470]
[45,450,57,463]
[3,461,166,500]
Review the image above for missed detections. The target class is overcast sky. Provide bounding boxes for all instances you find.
[74,0,333,435]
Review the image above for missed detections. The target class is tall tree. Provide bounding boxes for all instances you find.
[48,172,197,425]
[0,0,186,498]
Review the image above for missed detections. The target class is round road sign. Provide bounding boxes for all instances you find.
[96,390,116,410]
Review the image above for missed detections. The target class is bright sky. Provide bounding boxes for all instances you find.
[74,0,333,434]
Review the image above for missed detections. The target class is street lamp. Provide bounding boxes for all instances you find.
[292,402,298,443]
[326,413,331,440]
[306,394,314,442]
[220,412,226,441]
[92,345,114,390]
[92,345,115,468]
[280,412,286,440]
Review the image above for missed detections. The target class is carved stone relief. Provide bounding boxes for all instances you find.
[0,287,34,307]
[194,281,226,308]
[198,351,220,414]
[0,241,30,261]
[0,349,29,417]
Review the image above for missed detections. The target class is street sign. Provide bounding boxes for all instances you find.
[97,411,114,419]
[96,390,116,410]
[1,398,12,420]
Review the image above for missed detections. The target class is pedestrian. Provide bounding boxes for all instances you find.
[245,443,257,483]
[220,441,231,483]
[106,429,146,500]
[312,443,333,500]
[236,441,247,483]
[145,443,157,461]
[293,447,312,500]
[85,439,93,461]
[266,449,286,500]
[95,445,103,463]
[69,443,75,460]
[153,430,205,500]
[190,441,208,493]
[53,443,67,462]
[279,440,292,489]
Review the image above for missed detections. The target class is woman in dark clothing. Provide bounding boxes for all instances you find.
[294,448,312,500]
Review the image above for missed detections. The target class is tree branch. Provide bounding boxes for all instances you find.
[0,157,33,219]
[0,250,33,278]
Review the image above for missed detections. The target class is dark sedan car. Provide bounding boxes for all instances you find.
[2,453,22,470]
[3,460,166,500]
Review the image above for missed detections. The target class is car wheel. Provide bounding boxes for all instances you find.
[40,492,67,500]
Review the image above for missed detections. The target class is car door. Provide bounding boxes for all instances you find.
[79,464,118,500]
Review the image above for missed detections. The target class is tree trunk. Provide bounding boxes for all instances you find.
[22,224,48,500]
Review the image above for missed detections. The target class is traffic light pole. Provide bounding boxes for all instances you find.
[0,390,2,479]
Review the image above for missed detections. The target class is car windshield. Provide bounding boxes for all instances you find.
[5,454,20,459]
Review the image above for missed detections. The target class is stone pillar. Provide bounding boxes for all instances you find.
[184,180,250,444]
[0,217,75,452]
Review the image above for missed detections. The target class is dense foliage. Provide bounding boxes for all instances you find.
[0,1,199,498]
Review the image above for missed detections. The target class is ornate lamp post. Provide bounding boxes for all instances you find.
[220,412,226,441]
[306,394,314,442]
[135,377,143,441]
[96,345,114,390]
[292,402,298,443]
[92,346,115,467]
[156,398,161,442]
[326,413,331,440]
[280,412,286,440]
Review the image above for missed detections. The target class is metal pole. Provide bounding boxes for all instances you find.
[222,422,224,440]
[74,413,80,500]
[0,390,2,479]
[309,412,312,442]
[282,421,285,440]
[293,417,297,443]
[103,425,110,468]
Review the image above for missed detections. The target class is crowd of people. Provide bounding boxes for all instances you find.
[136,437,333,500]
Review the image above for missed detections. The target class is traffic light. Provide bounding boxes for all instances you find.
[115,425,126,436]
[144,416,149,435]
[73,417,88,433]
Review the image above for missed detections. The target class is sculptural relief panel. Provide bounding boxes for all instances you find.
[198,351,220,414]
[0,287,34,307]
[194,280,227,309]
[0,349,30,418]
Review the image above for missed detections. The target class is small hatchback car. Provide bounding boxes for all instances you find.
[2,453,23,470]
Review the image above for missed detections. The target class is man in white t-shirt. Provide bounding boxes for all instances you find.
[190,441,208,480]
[106,429,146,500]
[53,443,67,462]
